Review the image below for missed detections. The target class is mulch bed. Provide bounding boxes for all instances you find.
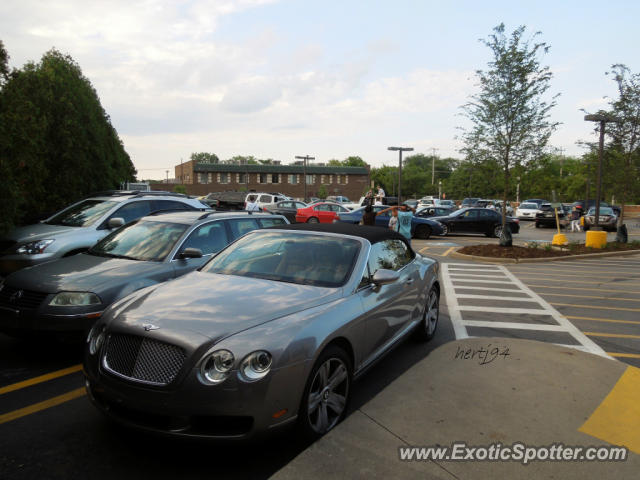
[459,242,640,259]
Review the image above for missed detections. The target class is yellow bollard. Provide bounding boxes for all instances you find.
[552,207,568,245]
[585,230,607,248]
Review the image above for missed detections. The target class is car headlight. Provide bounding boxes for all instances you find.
[199,349,235,385]
[49,292,101,306]
[87,323,106,355]
[16,239,54,255]
[239,350,272,382]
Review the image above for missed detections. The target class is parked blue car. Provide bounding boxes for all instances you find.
[335,205,443,239]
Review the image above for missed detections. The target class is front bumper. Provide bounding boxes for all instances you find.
[84,356,311,439]
[0,253,59,277]
[0,308,102,335]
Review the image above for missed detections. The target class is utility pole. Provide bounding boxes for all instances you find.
[431,147,439,185]
[556,147,565,177]
[295,155,315,201]
[388,146,414,204]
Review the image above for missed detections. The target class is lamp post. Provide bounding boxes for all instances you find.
[387,146,413,204]
[295,155,315,202]
[516,176,521,205]
[438,180,442,200]
[584,114,621,229]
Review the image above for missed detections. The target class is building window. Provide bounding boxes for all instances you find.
[328,175,333,184]
[219,173,230,184]
[198,173,209,184]
[272,173,279,184]
[258,173,268,184]
[238,173,247,184]
[288,174,298,184]
[306,174,314,185]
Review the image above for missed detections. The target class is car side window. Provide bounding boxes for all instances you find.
[180,221,229,256]
[227,218,260,240]
[295,202,306,209]
[280,201,292,208]
[478,210,492,219]
[463,210,479,219]
[367,240,413,275]
[258,217,286,228]
[259,195,272,203]
[316,204,331,211]
[110,201,152,224]
[153,200,193,212]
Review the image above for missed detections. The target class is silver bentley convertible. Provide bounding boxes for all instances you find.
[83,223,440,440]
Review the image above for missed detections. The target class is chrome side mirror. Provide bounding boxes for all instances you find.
[107,217,125,229]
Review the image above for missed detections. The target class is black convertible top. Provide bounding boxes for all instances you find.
[268,222,408,245]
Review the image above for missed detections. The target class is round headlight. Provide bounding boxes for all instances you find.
[199,349,235,385]
[88,324,106,355]
[239,350,272,382]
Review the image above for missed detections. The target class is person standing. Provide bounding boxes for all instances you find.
[361,190,376,226]
[376,185,385,204]
[396,204,416,245]
[245,197,260,211]
[570,206,582,232]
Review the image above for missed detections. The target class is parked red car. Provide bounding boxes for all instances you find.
[295,202,351,223]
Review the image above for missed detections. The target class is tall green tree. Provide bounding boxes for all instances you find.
[190,152,219,164]
[605,64,640,222]
[460,24,559,239]
[0,47,135,231]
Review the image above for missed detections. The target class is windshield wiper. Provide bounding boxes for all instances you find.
[88,250,139,261]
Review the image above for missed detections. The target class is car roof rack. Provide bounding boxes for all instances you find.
[147,208,198,216]
[89,190,189,198]
[197,210,270,220]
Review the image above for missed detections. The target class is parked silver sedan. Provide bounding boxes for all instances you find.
[83,223,440,440]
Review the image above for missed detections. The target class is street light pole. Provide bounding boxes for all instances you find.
[438,180,442,200]
[516,177,521,205]
[584,114,621,229]
[295,155,315,202]
[431,147,439,185]
[388,146,414,204]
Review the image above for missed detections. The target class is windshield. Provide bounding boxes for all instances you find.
[90,220,188,261]
[520,203,537,209]
[449,208,468,217]
[46,200,118,227]
[202,232,361,287]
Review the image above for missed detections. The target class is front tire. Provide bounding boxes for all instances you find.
[493,225,503,238]
[415,286,439,341]
[298,346,352,440]
[440,224,448,236]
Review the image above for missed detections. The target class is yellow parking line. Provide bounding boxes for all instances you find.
[540,292,640,303]
[607,352,640,359]
[0,365,83,396]
[419,246,430,254]
[567,315,640,326]
[0,388,86,425]
[527,284,640,295]
[584,332,640,339]
[443,247,455,256]
[579,366,640,454]
[551,302,640,313]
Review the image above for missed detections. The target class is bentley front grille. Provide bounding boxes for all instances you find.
[103,333,186,386]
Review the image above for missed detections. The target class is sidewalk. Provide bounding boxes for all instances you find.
[272,338,640,479]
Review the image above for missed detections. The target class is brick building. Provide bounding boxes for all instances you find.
[171,160,371,200]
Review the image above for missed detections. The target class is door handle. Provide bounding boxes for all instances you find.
[405,278,414,286]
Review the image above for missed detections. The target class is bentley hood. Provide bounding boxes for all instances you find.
[107,271,343,345]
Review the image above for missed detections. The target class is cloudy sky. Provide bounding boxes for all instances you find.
[1,0,638,179]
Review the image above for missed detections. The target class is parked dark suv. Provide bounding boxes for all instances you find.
[0,191,209,276]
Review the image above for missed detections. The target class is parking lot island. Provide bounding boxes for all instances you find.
[273,338,639,479]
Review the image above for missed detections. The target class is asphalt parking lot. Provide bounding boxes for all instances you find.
[1,220,638,479]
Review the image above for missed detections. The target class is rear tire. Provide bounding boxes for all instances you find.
[493,225,503,238]
[298,345,352,441]
[307,217,319,223]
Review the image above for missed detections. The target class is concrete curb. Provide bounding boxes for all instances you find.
[449,247,640,264]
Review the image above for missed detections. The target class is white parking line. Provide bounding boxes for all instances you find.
[441,264,610,358]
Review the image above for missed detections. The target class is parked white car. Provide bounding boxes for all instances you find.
[515,202,541,220]
[244,193,289,210]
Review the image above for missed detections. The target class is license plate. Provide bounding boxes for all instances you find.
[545,213,553,217]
